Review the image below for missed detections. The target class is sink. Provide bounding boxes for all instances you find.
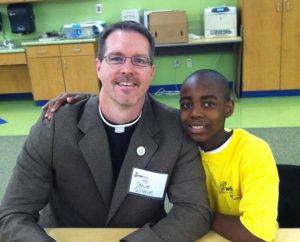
[0,46,24,53]
[0,44,21,51]
[0,39,20,50]
[0,46,8,50]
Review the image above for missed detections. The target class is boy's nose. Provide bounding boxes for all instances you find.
[191,105,204,117]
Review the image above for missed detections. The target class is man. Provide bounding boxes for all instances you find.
[0,21,212,242]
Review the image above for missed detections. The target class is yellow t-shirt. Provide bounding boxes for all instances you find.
[201,128,279,242]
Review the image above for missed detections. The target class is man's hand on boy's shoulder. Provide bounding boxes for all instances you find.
[43,92,89,120]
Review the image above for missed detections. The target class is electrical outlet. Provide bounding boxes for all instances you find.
[96,4,102,14]
[186,58,192,68]
[174,59,180,69]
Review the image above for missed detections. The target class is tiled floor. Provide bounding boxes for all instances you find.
[0,99,42,136]
[1,95,300,136]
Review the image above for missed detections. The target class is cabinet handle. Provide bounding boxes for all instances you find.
[277,0,281,12]
[72,48,81,53]
[285,0,291,11]
[37,49,47,55]
[62,59,67,69]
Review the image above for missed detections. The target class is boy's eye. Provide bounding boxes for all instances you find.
[203,101,215,108]
[180,103,192,110]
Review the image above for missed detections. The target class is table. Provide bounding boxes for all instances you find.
[155,36,243,99]
[46,228,300,242]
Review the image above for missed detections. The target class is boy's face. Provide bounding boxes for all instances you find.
[180,78,234,151]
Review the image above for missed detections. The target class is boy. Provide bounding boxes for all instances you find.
[179,69,279,242]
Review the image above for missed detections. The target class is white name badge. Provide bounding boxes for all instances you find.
[129,168,168,199]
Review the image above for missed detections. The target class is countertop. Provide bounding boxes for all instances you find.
[21,38,97,46]
[0,38,97,54]
[0,48,25,53]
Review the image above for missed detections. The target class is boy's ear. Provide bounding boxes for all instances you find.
[225,100,234,118]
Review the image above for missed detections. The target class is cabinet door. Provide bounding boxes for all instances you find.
[60,43,99,93]
[0,52,31,94]
[242,0,282,91]
[60,43,96,57]
[26,45,60,58]
[62,55,99,93]
[27,57,65,100]
[0,53,27,65]
[0,66,31,94]
[280,0,300,89]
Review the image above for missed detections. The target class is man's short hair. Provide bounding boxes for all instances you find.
[97,21,155,62]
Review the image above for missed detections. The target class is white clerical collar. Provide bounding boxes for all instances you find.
[98,106,142,133]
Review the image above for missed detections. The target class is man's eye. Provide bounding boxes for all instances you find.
[109,55,124,63]
[133,56,149,65]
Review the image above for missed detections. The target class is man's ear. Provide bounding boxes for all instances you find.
[225,100,234,118]
[96,58,101,72]
[96,58,102,79]
[150,64,156,81]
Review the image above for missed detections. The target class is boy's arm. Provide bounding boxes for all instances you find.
[212,212,264,242]
[43,92,90,120]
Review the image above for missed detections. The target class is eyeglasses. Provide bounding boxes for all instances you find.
[101,54,152,67]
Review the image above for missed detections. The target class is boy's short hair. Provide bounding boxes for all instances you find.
[183,69,231,101]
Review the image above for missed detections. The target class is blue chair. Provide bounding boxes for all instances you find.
[277,164,300,228]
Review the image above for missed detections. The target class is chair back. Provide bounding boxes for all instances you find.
[277,164,300,228]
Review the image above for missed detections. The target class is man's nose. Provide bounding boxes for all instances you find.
[120,58,134,74]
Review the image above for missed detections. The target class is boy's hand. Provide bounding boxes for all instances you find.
[43,93,88,120]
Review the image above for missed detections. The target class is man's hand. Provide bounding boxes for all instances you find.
[43,93,89,120]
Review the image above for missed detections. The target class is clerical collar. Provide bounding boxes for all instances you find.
[98,106,142,133]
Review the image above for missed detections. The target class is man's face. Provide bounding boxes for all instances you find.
[96,30,155,108]
[179,79,233,151]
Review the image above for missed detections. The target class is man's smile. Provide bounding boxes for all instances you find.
[118,81,136,86]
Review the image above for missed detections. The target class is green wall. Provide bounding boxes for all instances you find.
[0,0,238,86]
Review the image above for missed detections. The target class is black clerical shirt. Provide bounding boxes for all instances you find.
[103,121,138,182]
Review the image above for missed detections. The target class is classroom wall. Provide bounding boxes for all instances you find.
[0,0,238,86]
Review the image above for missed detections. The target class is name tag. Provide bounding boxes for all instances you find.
[129,168,168,199]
